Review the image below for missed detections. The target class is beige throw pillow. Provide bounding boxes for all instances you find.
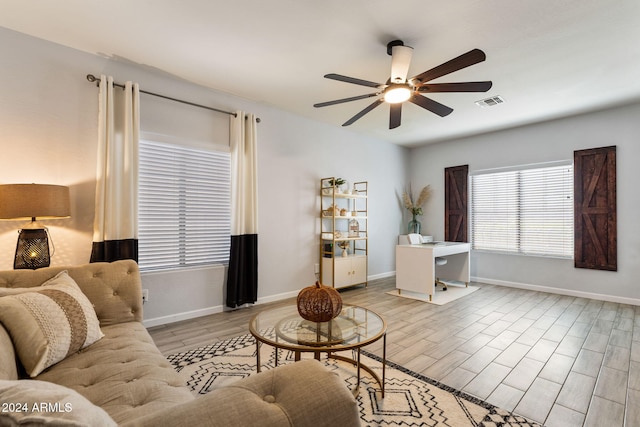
[0,379,116,427]
[0,271,104,377]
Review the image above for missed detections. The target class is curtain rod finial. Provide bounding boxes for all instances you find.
[86,74,100,87]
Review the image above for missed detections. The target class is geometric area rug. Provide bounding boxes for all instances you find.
[166,333,543,427]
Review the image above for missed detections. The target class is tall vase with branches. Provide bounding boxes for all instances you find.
[402,185,431,234]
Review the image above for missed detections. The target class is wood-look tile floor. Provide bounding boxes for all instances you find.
[148,278,640,427]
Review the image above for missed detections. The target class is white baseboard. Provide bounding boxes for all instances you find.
[368,271,395,281]
[145,273,639,328]
[143,290,301,328]
[474,276,640,306]
[144,271,399,327]
[142,291,298,328]
[143,305,225,328]
[256,290,298,304]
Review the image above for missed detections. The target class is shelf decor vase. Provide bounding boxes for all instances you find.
[408,215,421,234]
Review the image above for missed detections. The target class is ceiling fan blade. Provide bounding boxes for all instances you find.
[389,103,402,129]
[418,81,492,93]
[390,45,413,83]
[314,93,379,108]
[342,99,384,126]
[410,49,487,85]
[324,73,384,88]
[410,95,453,117]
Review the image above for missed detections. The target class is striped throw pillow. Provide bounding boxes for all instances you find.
[0,271,104,377]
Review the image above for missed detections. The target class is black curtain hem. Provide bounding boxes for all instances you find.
[226,234,258,308]
[90,239,139,263]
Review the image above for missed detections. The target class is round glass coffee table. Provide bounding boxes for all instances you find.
[249,304,386,396]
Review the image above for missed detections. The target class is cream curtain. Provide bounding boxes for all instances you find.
[226,111,259,308]
[90,75,140,263]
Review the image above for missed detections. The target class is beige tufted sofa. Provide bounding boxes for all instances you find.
[0,260,360,427]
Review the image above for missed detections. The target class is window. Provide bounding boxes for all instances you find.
[138,139,231,271]
[470,162,573,258]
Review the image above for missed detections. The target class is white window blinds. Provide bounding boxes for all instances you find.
[470,162,573,258]
[138,139,231,271]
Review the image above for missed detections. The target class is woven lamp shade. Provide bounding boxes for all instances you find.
[0,184,70,220]
[297,281,343,322]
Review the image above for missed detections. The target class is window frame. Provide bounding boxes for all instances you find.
[137,137,231,272]
[470,160,574,259]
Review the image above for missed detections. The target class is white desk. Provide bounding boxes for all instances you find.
[395,242,471,301]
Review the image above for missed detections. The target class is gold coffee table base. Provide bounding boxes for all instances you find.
[250,305,387,398]
[257,336,386,398]
[328,346,386,397]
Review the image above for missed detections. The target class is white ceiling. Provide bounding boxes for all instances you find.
[1,0,640,147]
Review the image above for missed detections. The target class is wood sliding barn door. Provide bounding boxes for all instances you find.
[444,165,469,242]
[574,146,617,271]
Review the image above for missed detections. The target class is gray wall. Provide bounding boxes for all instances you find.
[0,27,409,326]
[2,26,636,327]
[408,102,640,304]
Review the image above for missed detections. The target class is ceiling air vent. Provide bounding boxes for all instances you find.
[475,95,504,108]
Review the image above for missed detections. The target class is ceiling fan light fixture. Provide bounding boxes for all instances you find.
[384,84,412,104]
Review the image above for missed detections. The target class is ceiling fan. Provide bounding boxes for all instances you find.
[314,40,492,129]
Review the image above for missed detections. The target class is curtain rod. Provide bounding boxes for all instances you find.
[86,74,261,122]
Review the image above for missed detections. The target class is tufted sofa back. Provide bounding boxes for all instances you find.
[0,260,143,326]
[0,325,18,380]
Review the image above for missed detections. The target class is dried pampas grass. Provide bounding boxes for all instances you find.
[415,186,432,208]
[403,184,432,215]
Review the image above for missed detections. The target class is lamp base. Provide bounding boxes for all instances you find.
[14,228,50,270]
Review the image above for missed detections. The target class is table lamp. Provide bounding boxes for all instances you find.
[0,184,70,269]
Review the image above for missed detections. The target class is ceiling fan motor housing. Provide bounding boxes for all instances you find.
[386,39,405,55]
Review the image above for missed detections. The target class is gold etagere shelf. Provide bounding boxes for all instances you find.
[319,177,368,289]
